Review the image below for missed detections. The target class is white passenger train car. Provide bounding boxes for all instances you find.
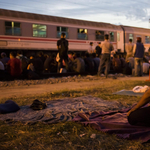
[0,8,150,53]
[0,9,123,52]
[123,26,150,52]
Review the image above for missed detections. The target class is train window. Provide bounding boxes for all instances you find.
[5,21,21,36]
[129,34,134,41]
[117,33,120,41]
[145,36,150,43]
[109,32,114,42]
[33,24,47,38]
[78,29,88,40]
[57,27,68,38]
[95,31,104,41]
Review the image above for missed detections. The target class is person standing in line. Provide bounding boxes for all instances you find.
[133,37,144,76]
[87,42,94,54]
[97,34,114,78]
[125,39,134,60]
[95,42,102,57]
[57,33,69,73]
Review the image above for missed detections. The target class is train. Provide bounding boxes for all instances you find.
[0,8,150,54]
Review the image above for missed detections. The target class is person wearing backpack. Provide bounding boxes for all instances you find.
[57,33,69,73]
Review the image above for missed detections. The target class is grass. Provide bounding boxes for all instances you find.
[0,121,149,150]
[0,78,150,149]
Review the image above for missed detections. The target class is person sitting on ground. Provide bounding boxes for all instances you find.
[122,60,132,75]
[112,54,121,73]
[0,52,9,68]
[51,53,57,73]
[144,52,150,62]
[120,54,126,67]
[127,56,134,69]
[44,54,53,73]
[127,88,150,126]
[0,60,5,79]
[0,60,4,71]
[143,57,150,74]
[37,51,46,64]
[7,51,22,78]
[145,50,150,62]
[16,50,28,73]
[72,53,85,73]
[92,53,100,72]
[84,52,94,73]
[28,54,43,75]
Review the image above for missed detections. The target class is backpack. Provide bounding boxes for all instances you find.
[59,40,68,57]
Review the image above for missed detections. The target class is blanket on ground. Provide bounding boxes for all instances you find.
[0,96,120,125]
[72,107,150,143]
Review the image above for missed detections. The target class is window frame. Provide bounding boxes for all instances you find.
[109,32,114,42]
[95,30,104,41]
[5,21,21,36]
[56,26,69,39]
[32,24,47,38]
[129,33,134,42]
[145,36,150,44]
[77,28,88,40]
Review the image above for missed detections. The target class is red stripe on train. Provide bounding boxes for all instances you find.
[0,36,117,44]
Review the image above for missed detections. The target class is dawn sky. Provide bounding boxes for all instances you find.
[0,0,150,28]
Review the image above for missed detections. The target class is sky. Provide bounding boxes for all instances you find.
[0,0,150,29]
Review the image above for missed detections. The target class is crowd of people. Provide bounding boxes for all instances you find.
[0,33,150,80]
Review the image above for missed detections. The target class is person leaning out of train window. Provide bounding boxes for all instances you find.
[133,37,145,77]
[127,88,150,127]
[87,42,94,54]
[7,51,22,78]
[57,32,69,73]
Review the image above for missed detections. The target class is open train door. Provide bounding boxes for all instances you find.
[117,31,124,53]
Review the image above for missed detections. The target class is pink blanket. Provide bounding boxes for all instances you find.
[73,107,150,143]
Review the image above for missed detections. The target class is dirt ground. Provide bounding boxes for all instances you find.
[0,76,148,100]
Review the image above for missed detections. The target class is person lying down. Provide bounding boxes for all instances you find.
[127,88,150,126]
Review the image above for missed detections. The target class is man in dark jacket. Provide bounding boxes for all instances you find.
[57,33,69,73]
[133,37,144,76]
[95,42,102,57]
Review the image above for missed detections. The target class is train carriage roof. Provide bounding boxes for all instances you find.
[0,8,122,30]
[123,26,150,35]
